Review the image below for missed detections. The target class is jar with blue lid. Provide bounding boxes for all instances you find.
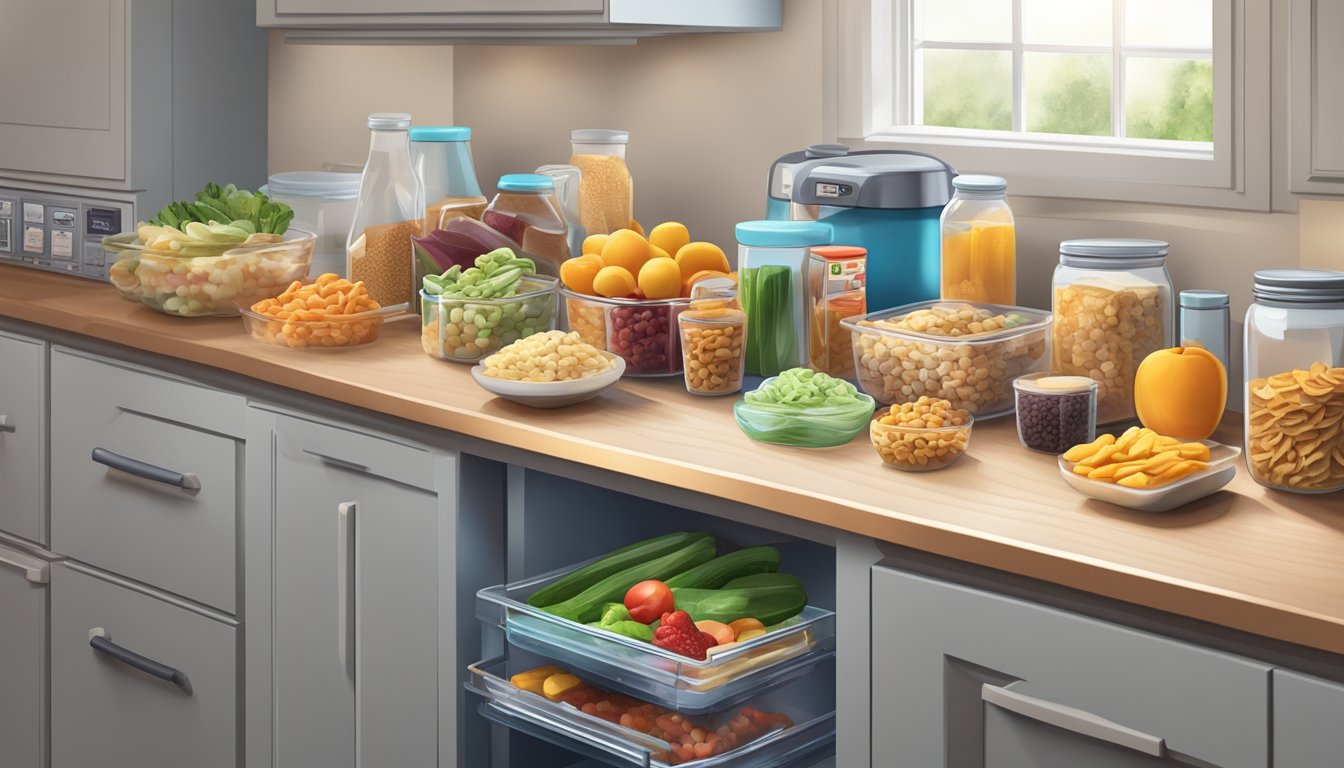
[483,173,571,272]
[736,220,833,377]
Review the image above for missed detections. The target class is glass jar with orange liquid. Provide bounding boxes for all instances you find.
[940,175,1016,306]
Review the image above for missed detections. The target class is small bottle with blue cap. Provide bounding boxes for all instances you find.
[482,174,572,272]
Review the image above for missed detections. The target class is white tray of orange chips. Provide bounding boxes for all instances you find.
[1059,427,1241,512]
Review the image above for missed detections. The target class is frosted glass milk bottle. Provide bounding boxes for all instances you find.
[348,113,424,308]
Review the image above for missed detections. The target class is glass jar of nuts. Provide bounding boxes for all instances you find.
[679,295,747,397]
[1244,269,1344,494]
[1052,239,1174,425]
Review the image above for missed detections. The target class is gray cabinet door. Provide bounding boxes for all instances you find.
[1273,670,1344,767]
[49,563,237,768]
[272,0,600,13]
[0,544,51,768]
[0,1,128,181]
[271,416,445,768]
[0,331,45,544]
[1289,0,1344,194]
[871,566,1271,768]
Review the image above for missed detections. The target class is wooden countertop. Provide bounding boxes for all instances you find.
[3,265,1343,655]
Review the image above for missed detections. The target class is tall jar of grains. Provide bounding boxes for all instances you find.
[347,113,425,308]
[1052,239,1174,425]
[569,129,633,236]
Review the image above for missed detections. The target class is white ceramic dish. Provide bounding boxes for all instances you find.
[1058,440,1242,512]
[471,353,625,408]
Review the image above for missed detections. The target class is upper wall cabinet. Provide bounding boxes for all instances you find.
[1289,0,1344,194]
[259,0,782,44]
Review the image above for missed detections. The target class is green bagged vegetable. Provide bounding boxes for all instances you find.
[587,603,654,642]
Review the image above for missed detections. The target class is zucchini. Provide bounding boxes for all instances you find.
[724,572,803,590]
[542,536,718,623]
[671,578,808,626]
[663,546,781,589]
[526,532,714,607]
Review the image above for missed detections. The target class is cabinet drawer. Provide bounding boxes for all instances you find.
[871,566,1271,768]
[50,350,244,612]
[0,331,46,544]
[0,543,53,768]
[1273,669,1344,767]
[49,563,237,768]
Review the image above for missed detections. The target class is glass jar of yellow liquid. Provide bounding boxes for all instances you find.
[940,175,1015,305]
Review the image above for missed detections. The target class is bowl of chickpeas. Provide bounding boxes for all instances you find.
[471,330,625,408]
[870,397,975,471]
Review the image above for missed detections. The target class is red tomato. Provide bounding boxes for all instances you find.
[624,580,674,624]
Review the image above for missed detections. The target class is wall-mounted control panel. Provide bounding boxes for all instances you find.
[0,188,133,281]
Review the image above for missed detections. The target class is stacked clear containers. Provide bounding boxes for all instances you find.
[736,221,833,378]
[940,175,1015,305]
[806,246,866,378]
[1052,239,1173,425]
[265,171,360,278]
[1244,269,1344,494]
[347,113,425,308]
[483,174,572,274]
[570,129,633,236]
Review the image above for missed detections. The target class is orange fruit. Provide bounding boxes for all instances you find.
[1134,346,1228,440]
[582,233,610,256]
[560,255,604,295]
[630,219,645,236]
[637,257,682,300]
[649,222,691,260]
[592,266,638,298]
[600,229,652,276]
[674,242,730,281]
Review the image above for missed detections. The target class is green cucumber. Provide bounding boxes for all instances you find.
[542,536,718,623]
[671,577,808,626]
[723,572,803,590]
[663,546,781,589]
[526,532,713,608]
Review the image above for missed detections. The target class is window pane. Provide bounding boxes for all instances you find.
[1025,53,1112,136]
[921,50,1012,131]
[918,0,1011,43]
[1022,0,1112,46]
[1125,57,1213,141]
[1126,0,1212,48]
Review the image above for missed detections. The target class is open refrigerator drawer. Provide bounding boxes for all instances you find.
[478,567,836,713]
[467,656,836,768]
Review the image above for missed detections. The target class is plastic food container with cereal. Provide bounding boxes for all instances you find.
[1244,269,1344,494]
[563,291,690,376]
[807,245,866,378]
[1052,239,1173,425]
[347,113,425,309]
[421,274,558,363]
[842,301,1051,418]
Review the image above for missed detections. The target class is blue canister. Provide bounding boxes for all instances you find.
[770,151,954,313]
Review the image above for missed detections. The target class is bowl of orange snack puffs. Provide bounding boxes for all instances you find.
[241,273,402,349]
[1057,426,1242,512]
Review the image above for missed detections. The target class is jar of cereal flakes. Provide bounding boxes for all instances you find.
[1052,239,1173,425]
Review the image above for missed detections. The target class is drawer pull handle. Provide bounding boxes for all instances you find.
[0,551,47,584]
[91,448,201,491]
[337,501,356,681]
[981,683,1166,757]
[89,628,192,694]
[0,415,14,433]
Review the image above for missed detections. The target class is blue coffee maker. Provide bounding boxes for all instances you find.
[766,146,955,312]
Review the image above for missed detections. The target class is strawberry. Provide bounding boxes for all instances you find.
[652,610,716,660]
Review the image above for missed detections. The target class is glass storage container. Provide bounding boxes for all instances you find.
[483,174,572,274]
[347,113,425,309]
[1051,239,1174,425]
[1243,269,1344,494]
[410,125,488,230]
[806,245,866,378]
[940,174,1015,305]
[563,291,690,377]
[679,294,747,397]
[737,221,834,378]
[420,275,559,364]
[265,171,360,278]
[570,129,633,236]
[1013,373,1098,454]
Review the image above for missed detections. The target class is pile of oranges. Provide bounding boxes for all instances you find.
[560,222,731,301]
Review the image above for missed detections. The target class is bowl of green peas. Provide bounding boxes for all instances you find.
[420,249,559,364]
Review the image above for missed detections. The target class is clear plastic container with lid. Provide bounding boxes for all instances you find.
[347,113,425,308]
[1013,373,1098,454]
[265,171,360,278]
[807,245,866,378]
[940,175,1015,305]
[569,129,633,236]
[1244,269,1344,494]
[482,174,571,273]
[736,220,834,377]
[1052,239,1173,425]
[410,126,488,230]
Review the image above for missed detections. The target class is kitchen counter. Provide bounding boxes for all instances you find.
[3,264,1342,655]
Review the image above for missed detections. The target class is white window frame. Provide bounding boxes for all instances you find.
[829,0,1272,210]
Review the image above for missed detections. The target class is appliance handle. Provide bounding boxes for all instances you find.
[982,683,1166,757]
[0,550,47,584]
[338,501,356,680]
[0,415,15,433]
[89,628,192,694]
[91,447,200,491]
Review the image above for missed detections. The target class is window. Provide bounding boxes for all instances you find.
[832,0,1272,209]
[913,0,1213,144]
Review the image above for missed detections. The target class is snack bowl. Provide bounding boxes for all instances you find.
[472,353,625,408]
[239,302,402,350]
[843,300,1052,418]
[420,275,559,364]
[104,229,316,317]
[733,378,876,448]
[562,289,691,377]
[1058,440,1242,512]
[869,415,975,472]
